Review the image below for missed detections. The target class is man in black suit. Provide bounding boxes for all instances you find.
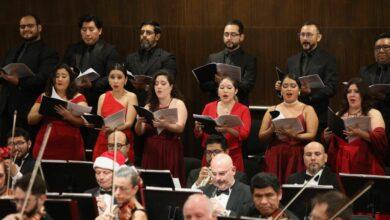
[187,134,248,188]
[287,141,340,190]
[360,33,390,150]
[124,20,176,106]
[200,153,252,217]
[239,172,299,219]
[63,14,120,112]
[275,22,338,139]
[0,14,59,144]
[200,19,257,106]
[4,128,35,185]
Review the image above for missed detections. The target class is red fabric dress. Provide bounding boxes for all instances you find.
[33,94,86,160]
[327,127,387,175]
[264,107,308,184]
[194,101,251,172]
[92,91,134,161]
[141,106,185,184]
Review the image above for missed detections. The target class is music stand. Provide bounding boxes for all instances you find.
[143,187,201,220]
[61,193,98,220]
[0,198,16,218]
[67,160,96,192]
[139,169,175,189]
[339,173,390,214]
[45,198,77,220]
[281,184,334,219]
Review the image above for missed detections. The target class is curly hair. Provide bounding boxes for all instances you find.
[44,63,78,100]
[338,77,372,116]
[147,70,183,112]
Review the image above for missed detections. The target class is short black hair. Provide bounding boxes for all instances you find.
[225,19,244,34]
[301,21,321,33]
[6,127,30,141]
[205,134,228,151]
[78,14,103,29]
[15,173,47,195]
[21,14,41,25]
[140,20,161,34]
[375,32,390,43]
[250,172,280,193]
[312,191,352,220]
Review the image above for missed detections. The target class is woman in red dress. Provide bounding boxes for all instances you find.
[28,64,88,160]
[135,70,187,183]
[258,74,318,183]
[324,77,387,175]
[194,76,251,172]
[93,64,138,161]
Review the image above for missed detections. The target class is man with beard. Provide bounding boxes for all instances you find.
[124,21,176,106]
[3,173,52,220]
[0,14,59,144]
[275,22,338,140]
[199,19,257,106]
[287,141,340,190]
[63,14,119,112]
[200,153,252,217]
[360,33,390,150]
[3,128,35,185]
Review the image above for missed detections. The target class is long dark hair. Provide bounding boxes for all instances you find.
[338,77,372,116]
[44,64,78,100]
[147,70,182,112]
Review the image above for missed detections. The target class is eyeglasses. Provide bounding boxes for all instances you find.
[140,30,155,36]
[223,32,240,38]
[107,143,127,150]
[206,149,223,155]
[19,24,36,29]
[375,45,390,52]
[298,32,315,38]
[8,141,27,147]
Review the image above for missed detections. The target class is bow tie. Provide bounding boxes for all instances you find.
[305,174,319,182]
[99,189,112,195]
[216,189,230,196]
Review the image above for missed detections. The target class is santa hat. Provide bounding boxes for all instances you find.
[93,151,126,171]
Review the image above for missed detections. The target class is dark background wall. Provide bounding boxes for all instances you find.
[1,0,389,157]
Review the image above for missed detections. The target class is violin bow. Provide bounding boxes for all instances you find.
[6,110,17,193]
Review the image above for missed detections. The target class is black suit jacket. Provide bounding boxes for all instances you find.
[0,39,59,142]
[360,63,390,130]
[63,39,119,110]
[287,166,341,191]
[16,153,35,175]
[186,168,248,188]
[286,47,338,125]
[201,47,257,106]
[84,186,100,197]
[200,181,252,216]
[124,47,176,106]
[239,204,299,220]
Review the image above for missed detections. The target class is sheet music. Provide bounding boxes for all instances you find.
[75,67,100,83]
[272,117,304,139]
[215,115,243,127]
[216,63,242,82]
[154,108,178,134]
[343,116,371,143]
[67,102,92,116]
[103,109,126,130]
[1,63,34,78]
[299,74,325,89]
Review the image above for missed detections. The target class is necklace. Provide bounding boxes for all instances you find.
[218,101,235,115]
[348,109,362,117]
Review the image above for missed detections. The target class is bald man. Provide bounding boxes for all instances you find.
[287,141,340,190]
[183,194,217,220]
[200,153,252,217]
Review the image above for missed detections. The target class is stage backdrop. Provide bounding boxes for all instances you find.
[0,0,389,157]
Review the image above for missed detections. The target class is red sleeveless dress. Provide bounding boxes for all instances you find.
[92,91,134,162]
[33,94,86,160]
[264,106,308,184]
[141,105,185,184]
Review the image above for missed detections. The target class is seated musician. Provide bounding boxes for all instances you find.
[3,173,52,220]
[309,191,352,220]
[96,166,147,220]
[287,141,341,190]
[240,172,299,220]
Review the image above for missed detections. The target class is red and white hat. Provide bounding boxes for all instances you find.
[93,151,126,171]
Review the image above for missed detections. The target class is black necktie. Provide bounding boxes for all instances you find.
[302,53,310,75]
[374,65,385,84]
[216,189,229,196]
[16,43,27,62]
[225,53,232,65]
[80,47,91,72]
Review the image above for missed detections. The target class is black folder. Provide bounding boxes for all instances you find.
[39,96,67,119]
[327,107,347,141]
[193,115,219,135]
[281,184,334,219]
[82,114,104,128]
[143,187,201,220]
[134,105,154,125]
[192,63,217,84]
[275,66,285,81]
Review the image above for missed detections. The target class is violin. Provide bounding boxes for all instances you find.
[269,208,289,220]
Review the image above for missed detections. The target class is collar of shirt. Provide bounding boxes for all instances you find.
[224,47,243,58]
[305,168,324,184]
